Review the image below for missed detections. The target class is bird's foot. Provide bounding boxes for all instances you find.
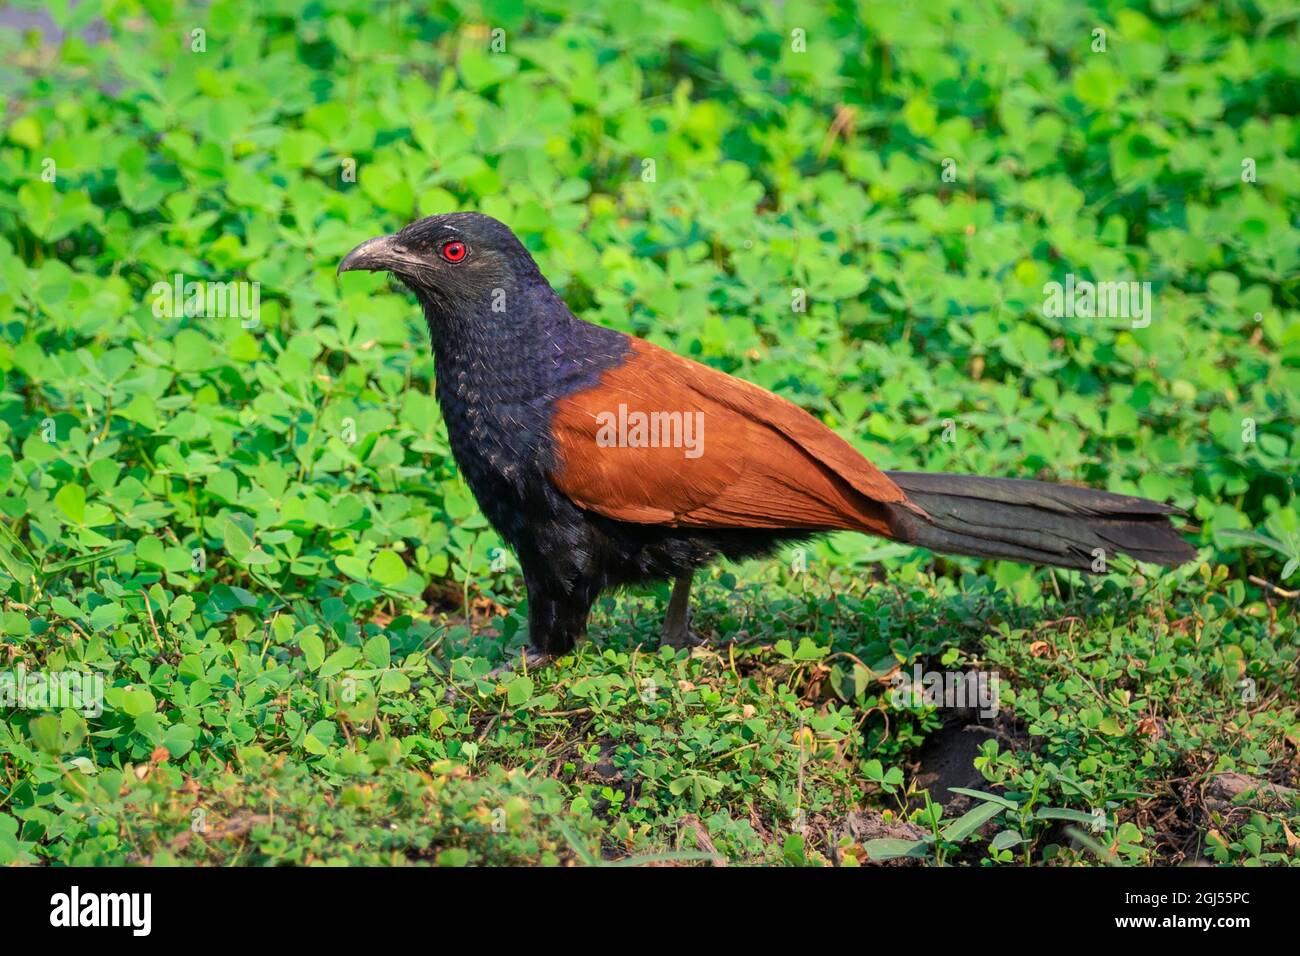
[485,646,554,680]
[660,624,708,650]
[443,647,554,702]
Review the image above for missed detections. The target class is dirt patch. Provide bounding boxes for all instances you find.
[1132,785,1201,865]
[167,812,272,854]
[833,810,929,866]
[910,722,985,810]
[908,714,1028,812]
[1203,772,1299,814]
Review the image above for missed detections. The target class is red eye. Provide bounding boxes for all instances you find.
[440,240,467,263]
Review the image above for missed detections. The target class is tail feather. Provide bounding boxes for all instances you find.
[883,472,1197,572]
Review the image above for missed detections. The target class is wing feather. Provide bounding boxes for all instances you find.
[550,338,916,535]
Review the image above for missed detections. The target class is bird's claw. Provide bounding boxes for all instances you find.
[442,647,554,702]
[485,646,554,680]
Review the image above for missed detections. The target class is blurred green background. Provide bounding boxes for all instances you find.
[0,1,1296,866]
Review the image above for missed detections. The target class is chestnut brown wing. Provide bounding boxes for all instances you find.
[549,337,917,536]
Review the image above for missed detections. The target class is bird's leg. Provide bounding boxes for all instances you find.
[660,573,703,648]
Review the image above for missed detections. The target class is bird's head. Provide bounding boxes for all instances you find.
[338,212,542,318]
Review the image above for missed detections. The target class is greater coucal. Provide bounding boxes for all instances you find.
[339,213,1196,664]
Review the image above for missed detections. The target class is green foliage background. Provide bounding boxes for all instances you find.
[0,0,1296,865]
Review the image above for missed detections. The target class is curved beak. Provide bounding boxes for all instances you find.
[338,234,421,276]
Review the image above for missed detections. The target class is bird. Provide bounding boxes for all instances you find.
[339,212,1197,667]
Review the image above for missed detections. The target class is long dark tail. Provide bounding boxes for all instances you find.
[883,472,1197,571]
